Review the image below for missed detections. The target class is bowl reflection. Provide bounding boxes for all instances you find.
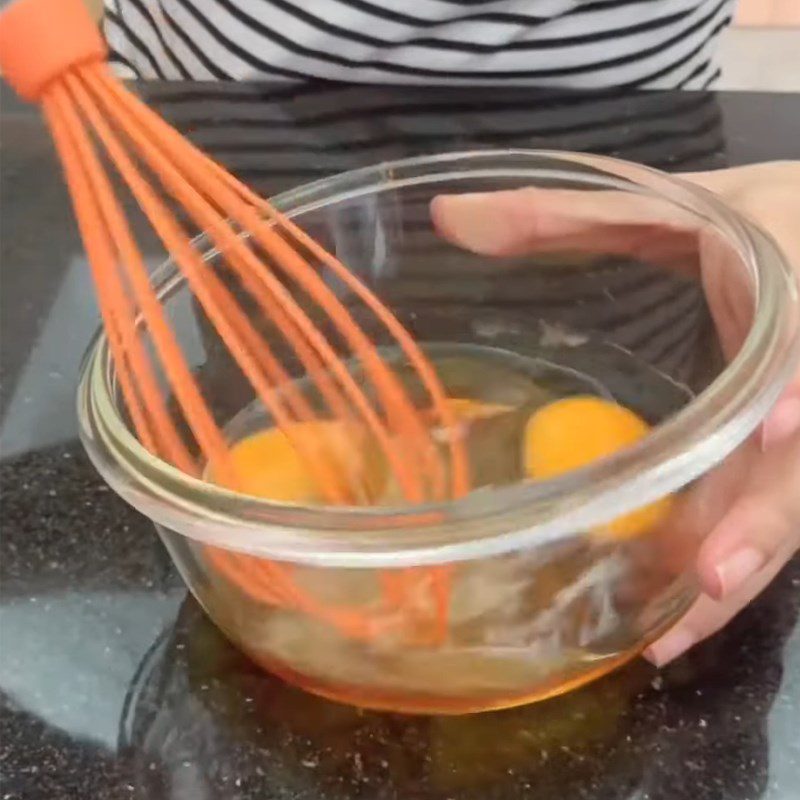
[119,572,798,800]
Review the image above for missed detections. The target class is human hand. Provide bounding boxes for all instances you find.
[430,161,800,666]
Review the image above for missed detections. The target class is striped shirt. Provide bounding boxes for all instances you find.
[105,0,735,89]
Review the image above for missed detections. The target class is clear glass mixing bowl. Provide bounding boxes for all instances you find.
[77,151,800,714]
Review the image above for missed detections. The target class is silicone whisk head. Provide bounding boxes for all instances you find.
[0,0,465,646]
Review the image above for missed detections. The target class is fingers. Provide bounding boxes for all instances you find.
[431,163,800,267]
[430,188,545,257]
[695,436,800,601]
[644,540,794,667]
[645,434,800,667]
[430,188,699,264]
[429,184,760,372]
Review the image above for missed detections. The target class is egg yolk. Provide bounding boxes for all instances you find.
[214,395,670,539]
[216,420,369,504]
[215,398,506,505]
[524,396,672,539]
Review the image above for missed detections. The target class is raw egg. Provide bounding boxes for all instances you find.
[215,420,381,504]
[524,395,672,539]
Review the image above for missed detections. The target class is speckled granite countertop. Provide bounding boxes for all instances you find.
[1,84,799,800]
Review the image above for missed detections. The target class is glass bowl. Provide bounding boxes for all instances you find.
[77,150,800,715]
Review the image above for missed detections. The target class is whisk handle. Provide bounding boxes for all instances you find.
[0,0,107,101]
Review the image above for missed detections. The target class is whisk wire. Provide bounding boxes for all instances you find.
[0,0,469,640]
[64,65,457,639]
[44,85,198,473]
[82,66,456,504]
[89,66,469,501]
[74,71,426,504]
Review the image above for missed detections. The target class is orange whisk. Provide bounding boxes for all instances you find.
[0,0,470,643]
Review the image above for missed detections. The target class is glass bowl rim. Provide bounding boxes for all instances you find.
[76,149,800,567]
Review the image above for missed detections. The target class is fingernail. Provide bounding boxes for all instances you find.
[644,628,696,667]
[714,546,766,597]
[761,395,800,451]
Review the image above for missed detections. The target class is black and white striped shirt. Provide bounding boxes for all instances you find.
[105,0,735,89]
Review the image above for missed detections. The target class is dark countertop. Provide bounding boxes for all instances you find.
[1,83,799,800]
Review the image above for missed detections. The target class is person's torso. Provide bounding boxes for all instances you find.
[104,0,735,89]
